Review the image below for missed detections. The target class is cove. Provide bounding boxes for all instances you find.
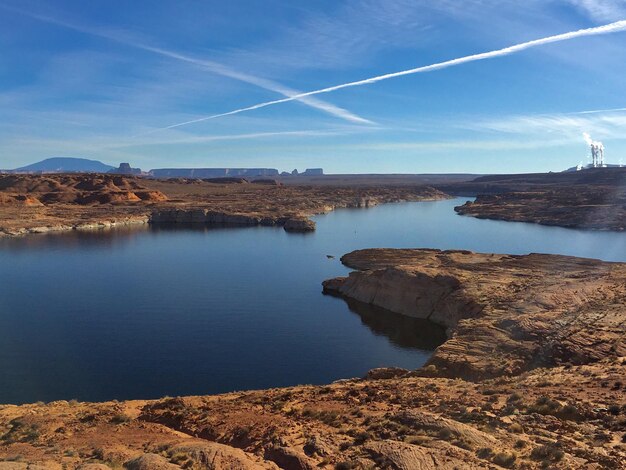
[0,198,625,404]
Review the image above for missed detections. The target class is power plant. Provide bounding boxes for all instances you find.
[570,132,611,171]
[584,132,605,168]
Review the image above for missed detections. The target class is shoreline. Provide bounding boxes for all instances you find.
[0,195,449,239]
[0,173,450,238]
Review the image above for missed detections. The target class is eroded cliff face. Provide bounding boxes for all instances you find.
[323,249,626,380]
[323,261,478,330]
[150,209,317,233]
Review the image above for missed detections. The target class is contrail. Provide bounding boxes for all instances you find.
[156,19,626,132]
[0,3,370,125]
[131,44,372,128]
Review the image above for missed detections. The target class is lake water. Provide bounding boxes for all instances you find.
[1,198,625,404]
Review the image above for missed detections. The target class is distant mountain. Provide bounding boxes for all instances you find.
[14,157,115,173]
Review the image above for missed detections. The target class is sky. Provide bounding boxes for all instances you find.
[1,0,626,174]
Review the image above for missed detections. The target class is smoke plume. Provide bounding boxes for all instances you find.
[583,131,604,150]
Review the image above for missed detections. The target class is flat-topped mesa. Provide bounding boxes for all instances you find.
[323,248,626,380]
[149,209,263,226]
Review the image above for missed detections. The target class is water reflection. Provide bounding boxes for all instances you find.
[330,295,447,351]
[0,225,146,251]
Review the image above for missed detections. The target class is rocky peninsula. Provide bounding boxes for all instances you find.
[1,249,624,469]
[440,168,626,231]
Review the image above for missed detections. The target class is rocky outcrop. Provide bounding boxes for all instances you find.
[323,249,626,380]
[169,443,277,470]
[0,216,149,237]
[0,174,167,207]
[283,217,316,232]
[264,446,315,470]
[364,367,410,380]
[348,197,379,208]
[364,440,489,470]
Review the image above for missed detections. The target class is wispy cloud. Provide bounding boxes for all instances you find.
[226,0,433,72]
[0,3,371,125]
[107,129,362,149]
[566,0,626,21]
[343,138,575,152]
[466,108,626,140]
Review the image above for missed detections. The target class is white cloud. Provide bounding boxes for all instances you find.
[465,109,626,141]
[565,0,626,21]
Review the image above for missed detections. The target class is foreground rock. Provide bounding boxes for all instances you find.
[1,359,624,469]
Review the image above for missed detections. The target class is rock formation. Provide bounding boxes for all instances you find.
[323,249,626,380]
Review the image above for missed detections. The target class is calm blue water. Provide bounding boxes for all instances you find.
[0,198,625,404]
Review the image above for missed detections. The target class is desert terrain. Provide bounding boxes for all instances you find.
[1,249,624,469]
[2,168,624,237]
[0,174,447,236]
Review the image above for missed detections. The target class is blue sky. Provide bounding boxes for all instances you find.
[1,0,626,173]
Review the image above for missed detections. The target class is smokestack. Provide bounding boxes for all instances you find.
[583,132,605,168]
